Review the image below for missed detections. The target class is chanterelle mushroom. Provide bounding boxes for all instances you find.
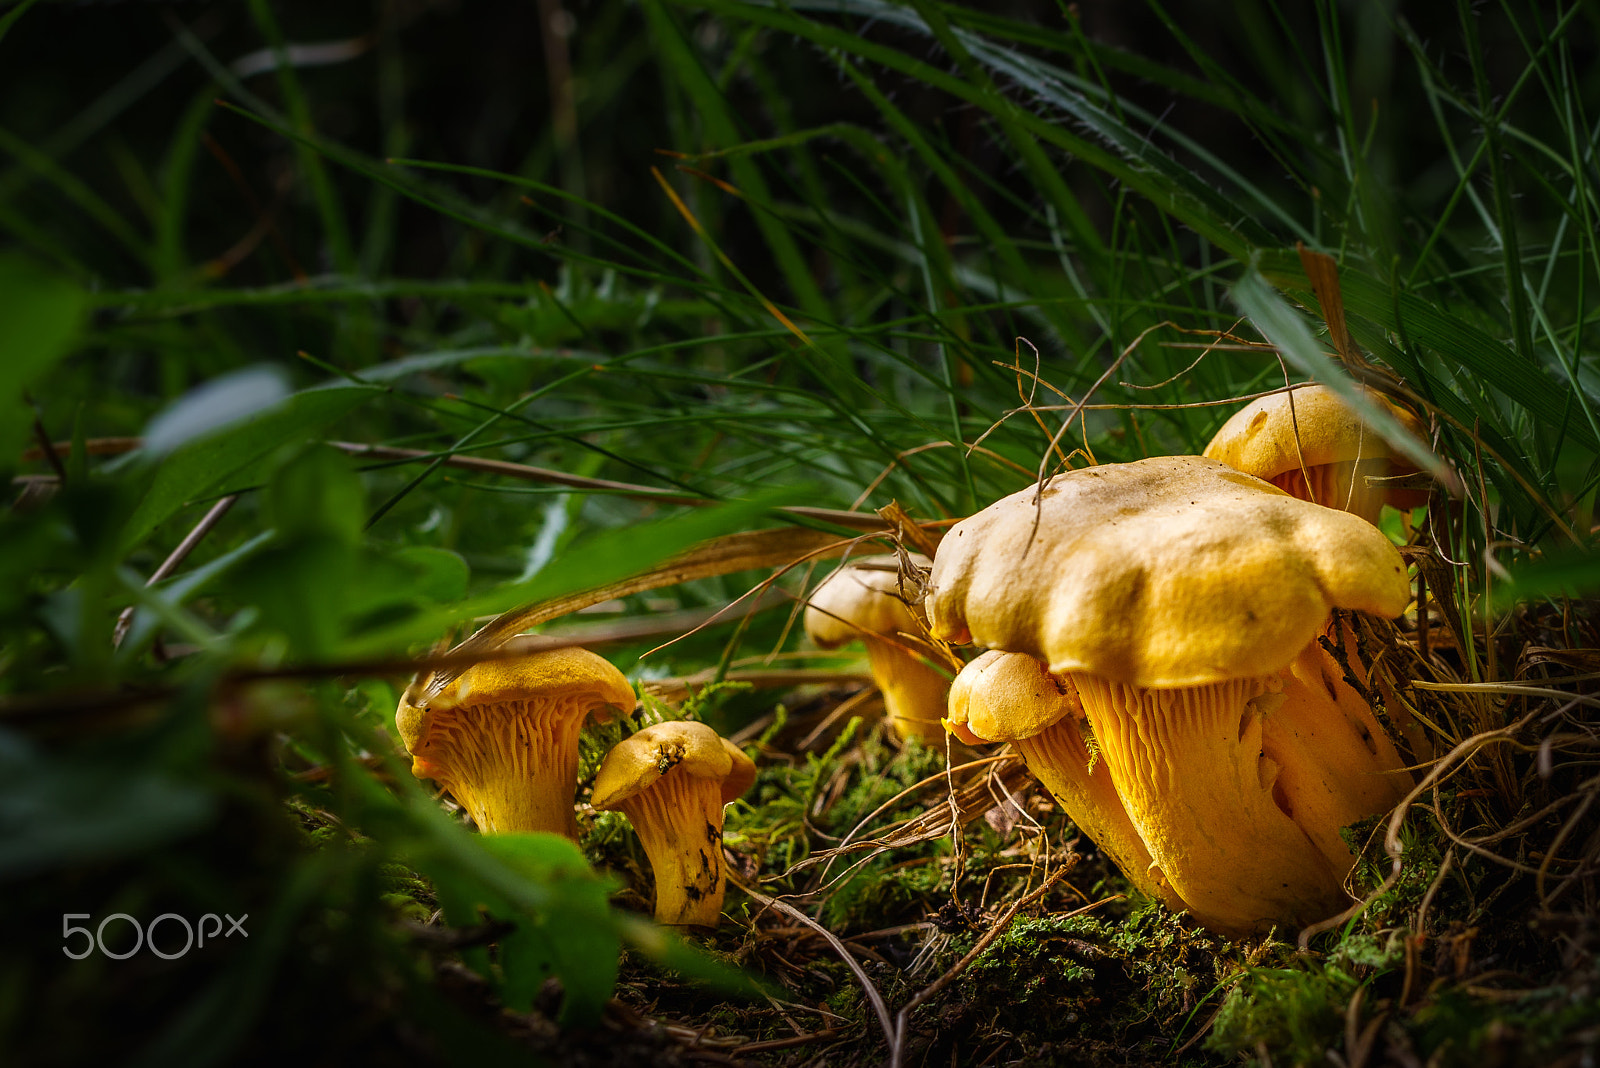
[396,646,634,838]
[591,721,756,927]
[1205,382,1432,779]
[1203,383,1429,525]
[926,456,1412,936]
[804,553,951,744]
[946,650,1186,912]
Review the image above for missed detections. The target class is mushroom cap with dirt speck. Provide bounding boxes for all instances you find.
[926,455,1411,688]
[1202,384,1431,523]
[591,720,756,928]
[591,720,756,811]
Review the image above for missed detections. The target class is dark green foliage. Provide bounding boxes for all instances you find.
[3,0,1599,1064]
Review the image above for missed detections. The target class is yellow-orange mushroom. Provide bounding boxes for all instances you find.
[927,456,1413,936]
[1203,383,1430,525]
[804,553,951,745]
[591,721,756,928]
[396,647,634,838]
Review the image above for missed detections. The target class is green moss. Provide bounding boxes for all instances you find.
[1207,966,1357,1066]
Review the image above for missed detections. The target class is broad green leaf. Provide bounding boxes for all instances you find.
[389,546,470,603]
[348,489,805,656]
[0,253,86,470]
[120,383,380,553]
[141,365,291,459]
[262,444,365,545]
[1493,548,1600,610]
[478,834,620,1023]
[0,731,215,881]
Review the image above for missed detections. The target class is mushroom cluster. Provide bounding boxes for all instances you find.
[399,640,757,931]
[927,456,1414,935]
[396,646,635,838]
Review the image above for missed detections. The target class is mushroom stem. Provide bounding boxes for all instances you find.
[864,637,953,745]
[619,772,730,927]
[1075,674,1346,936]
[1260,640,1413,870]
[1014,719,1187,912]
[412,694,591,837]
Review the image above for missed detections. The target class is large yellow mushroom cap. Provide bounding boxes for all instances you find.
[1203,383,1425,475]
[803,553,930,647]
[397,646,634,760]
[414,646,634,724]
[591,720,755,811]
[926,456,1411,687]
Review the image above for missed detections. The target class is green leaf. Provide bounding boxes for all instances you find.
[141,365,291,459]
[389,546,471,603]
[1230,269,1454,485]
[347,489,805,656]
[232,535,358,661]
[0,730,215,882]
[119,383,380,553]
[0,253,86,471]
[262,444,366,545]
[1493,548,1600,610]
[478,834,621,1023]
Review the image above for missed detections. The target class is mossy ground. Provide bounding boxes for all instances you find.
[354,591,1600,1067]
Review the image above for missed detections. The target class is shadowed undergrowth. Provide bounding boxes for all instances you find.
[2,0,1599,1065]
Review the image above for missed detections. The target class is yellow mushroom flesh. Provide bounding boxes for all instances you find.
[617,770,730,927]
[1259,640,1412,870]
[949,651,1186,911]
[1071,673,1344,936]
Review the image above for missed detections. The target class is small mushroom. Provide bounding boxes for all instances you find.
[1203,383,1430,525]
[1206,382,1434,768]
[804,553,951,744]
[591,721,756,928]
[926,456,1414,936]
[947,650,1186,911]
[396,646,635,838]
